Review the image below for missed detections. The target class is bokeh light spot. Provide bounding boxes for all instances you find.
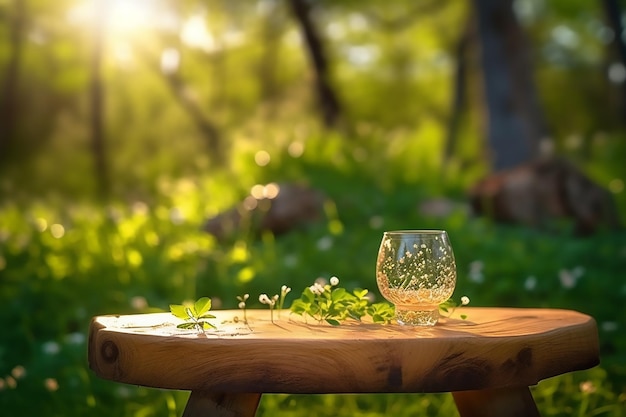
[255,150,270,166]
[50,224,65,238]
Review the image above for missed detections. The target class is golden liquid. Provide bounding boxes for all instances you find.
[381,287,451,309]
[376,234,457,308]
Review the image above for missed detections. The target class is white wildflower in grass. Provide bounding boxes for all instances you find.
[601,321,618,332]
[461,296,470,306]
[559,269,578,289]
[65,332,85,345]
[330,276,339,286]
[42,341,60,355]
[283,254,298,268]
[524,276,537,291]
[316,236,333,251]
[468,260,484,283]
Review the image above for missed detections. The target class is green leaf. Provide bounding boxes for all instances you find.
[170,304,190,320]
[301,288,315,303]
[354,289,368,299]
[199,314,216,320]
[176,323,197,329]
[290,300,307,315]
[201,321,216,329]
[460,314,467,320]
[194,297,212,316]
[331,287,347,301]
[326,318,341,326]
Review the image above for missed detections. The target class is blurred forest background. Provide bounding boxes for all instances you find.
[1,0,626,416]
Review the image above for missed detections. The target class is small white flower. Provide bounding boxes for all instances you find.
[42,341,60,355]
[468,260,484,283]
[461,296,470,306]
[309,282,325,295]
[601,321,618,332]
[272,294,279,302]
[238,302,246,309]
[65,332,85,345]
[259,294,270,304]
[243,294,249,301]
[524,276,537,291]
[316,236,333,251]
[330,276,339,286]
[559,269,578,289]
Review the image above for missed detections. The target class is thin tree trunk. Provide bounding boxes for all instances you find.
[601,0,626,126]
[287,0,341,127]
[90,0,109,197]
[445,21,471,162]
[134,45,223,162]
[0,0,26,160]
[474,0,548,171]
[165,71,222,158]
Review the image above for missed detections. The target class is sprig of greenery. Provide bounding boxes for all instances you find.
[237,293,250,326]
[440,295,470,320]
[290,277,395,325]
[169,297,217,333]
[277,285,291,316]
[259,293,279,323]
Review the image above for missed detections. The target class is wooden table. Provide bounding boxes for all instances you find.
[88,307,599,417]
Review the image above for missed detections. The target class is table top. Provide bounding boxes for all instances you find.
[88,307,599,394]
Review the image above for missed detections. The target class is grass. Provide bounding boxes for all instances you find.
[0,130,625,416]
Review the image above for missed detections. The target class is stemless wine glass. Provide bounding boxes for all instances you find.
[376,230,457,326]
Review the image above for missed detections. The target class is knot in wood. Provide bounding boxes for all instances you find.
[101,340,119,364]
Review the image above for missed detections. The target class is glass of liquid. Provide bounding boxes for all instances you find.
[376,230,457,326]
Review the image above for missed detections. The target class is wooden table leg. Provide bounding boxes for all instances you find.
[452,387,540,417]
[182,392,262,417]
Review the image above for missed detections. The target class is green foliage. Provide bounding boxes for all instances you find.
[0,0,625,416]
[289,278,394,325]
[169,297,217,332]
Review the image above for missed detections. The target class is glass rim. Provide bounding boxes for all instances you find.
[383,230,448,235]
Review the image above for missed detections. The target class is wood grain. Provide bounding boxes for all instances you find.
[88,307,599,394]
[453,387,540,417]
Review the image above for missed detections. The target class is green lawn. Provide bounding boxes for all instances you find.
[1,134,625,416]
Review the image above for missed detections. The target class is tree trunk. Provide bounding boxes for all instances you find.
[287,0,341,127]
[474,0,548,171]
[0,0,26,161]
[445,20,472,162]
[134,44,223,163]
[601,0,626,126]
[90,0,109,197]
